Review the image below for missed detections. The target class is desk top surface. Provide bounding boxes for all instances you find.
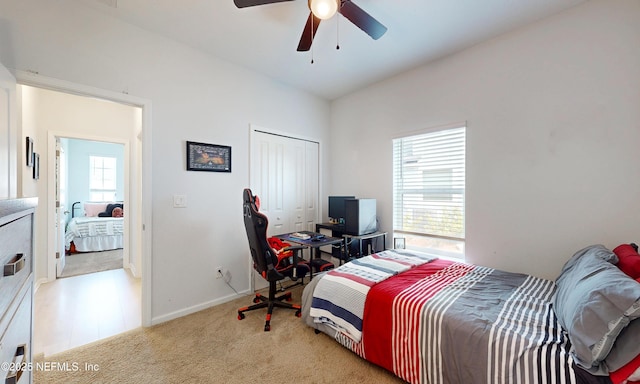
[275,231,343,247]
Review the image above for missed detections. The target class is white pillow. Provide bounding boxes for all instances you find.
[84,202,107,217]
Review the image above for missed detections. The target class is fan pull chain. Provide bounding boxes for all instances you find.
[336,12,340,50]
[311,14,315,64]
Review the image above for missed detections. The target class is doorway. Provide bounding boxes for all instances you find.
[17,77,152,355]
[56,137,126,279]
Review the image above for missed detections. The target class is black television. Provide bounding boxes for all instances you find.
[328,196,355,223]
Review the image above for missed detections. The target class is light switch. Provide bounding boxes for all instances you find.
[173,194,187,208]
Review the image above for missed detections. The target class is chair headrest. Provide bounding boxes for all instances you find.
[243,188,259,216]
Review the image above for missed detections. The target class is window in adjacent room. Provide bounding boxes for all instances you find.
[89,155,117,201]
[392,125,466,259]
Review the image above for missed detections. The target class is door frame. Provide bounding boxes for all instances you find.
[16,70,153,327]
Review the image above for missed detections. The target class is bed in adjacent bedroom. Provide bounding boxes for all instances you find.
[301,245,640,384]
[65,202,124,253]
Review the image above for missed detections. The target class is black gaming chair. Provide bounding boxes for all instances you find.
[237,188,310,331]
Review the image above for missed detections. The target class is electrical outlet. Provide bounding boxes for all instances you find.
[216,266,223,279]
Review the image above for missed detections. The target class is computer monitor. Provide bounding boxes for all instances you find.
[328,196,355,222]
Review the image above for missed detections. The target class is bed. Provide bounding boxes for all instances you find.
[301,246,640,384]
[65,202,124,252]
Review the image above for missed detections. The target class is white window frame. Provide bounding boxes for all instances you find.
[89,155,117,202]
[392,124,466,259]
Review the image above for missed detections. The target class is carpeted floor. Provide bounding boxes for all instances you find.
[60,249,123,278]
[34,284,403,384]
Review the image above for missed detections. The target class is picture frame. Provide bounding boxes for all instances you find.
[26,137,34,167]
[186,141,231,173]
[32,153,40,180]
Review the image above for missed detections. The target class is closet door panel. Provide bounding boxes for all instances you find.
[288,140,306,232]
[304,141,319,232]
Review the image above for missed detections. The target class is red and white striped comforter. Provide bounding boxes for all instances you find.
[304,257,610,384]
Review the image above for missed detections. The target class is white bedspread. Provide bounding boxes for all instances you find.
[65,217,124,250]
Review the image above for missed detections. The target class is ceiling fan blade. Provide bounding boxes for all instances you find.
[339,0,387,40]
[297,12,321,52]
[233,0,294,8]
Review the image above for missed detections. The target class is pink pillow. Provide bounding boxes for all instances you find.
[84,203,107,217]
[613,244,640,280]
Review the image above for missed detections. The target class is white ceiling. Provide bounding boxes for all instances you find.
[78,0,587,100]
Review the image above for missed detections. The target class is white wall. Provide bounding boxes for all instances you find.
[0,0,331,323]
[66,138,126,214]
[330,0,640,280]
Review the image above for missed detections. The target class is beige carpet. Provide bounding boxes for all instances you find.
[34,284,403,384]
[60,249,123,278]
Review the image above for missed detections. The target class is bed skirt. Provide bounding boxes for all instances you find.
[71,235,123,252]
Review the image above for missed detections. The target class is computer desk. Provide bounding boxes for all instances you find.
[275,231,343,279]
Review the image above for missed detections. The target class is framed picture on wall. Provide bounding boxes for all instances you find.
[32,153,40,180]
[186,141,231,173]
[26,137,34,167]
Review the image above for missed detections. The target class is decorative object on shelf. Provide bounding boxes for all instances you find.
[186,141,231,173]
[32,153,39,180]
[25,137,34,167]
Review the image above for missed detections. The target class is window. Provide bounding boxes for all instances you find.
[89,156,117,201]
[392,125,466,259]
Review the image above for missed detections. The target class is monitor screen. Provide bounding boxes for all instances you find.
[328,196,355,220]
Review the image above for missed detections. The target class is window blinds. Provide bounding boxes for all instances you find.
[392,126,466,240]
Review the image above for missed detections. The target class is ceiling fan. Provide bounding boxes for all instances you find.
[233,0,387,51]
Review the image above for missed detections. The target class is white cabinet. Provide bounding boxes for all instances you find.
[0,198,37,384]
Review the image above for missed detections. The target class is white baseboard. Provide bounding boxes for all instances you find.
[150,289,251,325]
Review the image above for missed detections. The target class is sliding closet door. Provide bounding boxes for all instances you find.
[250,129,319,236]
[252,133,289,234]
[304,141,319,232]
[288,138,307,233]
[249,128,319,290]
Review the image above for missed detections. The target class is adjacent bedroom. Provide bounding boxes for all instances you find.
[60,138,125,278]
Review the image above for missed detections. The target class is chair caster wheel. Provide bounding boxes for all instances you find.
[264,324,270,332]
[295,309,302,318]
[285,292,292,302]
[253,297,260,303]
[238,312,245,320]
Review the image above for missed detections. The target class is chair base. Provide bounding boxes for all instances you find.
[237,283,301,332]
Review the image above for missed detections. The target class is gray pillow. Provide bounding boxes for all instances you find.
[604,318,640,372]
[553,244,640,374]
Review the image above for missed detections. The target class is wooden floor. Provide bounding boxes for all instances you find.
[34,268,141,357]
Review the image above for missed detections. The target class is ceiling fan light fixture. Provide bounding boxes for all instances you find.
[310,0,339,20]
